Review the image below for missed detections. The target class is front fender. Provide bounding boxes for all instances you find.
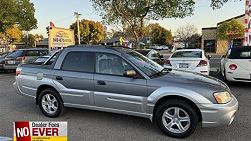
[147,86,212,105]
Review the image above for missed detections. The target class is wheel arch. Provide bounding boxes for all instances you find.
[36,84,60,105]
[153,95,202,122]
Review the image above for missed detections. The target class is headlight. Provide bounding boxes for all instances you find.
[214,92,232,104]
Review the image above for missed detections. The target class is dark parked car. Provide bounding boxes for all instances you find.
[135,49,165,65]
[0,52,12,70]
[4,48,48,70]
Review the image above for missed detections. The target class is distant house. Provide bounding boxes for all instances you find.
[0,39,8,52]
[202,14,245,54]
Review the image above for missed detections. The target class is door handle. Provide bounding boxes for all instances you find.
[97,80,106,85]
[56,76,63,80]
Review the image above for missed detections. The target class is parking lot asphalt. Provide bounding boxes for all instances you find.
[0,64,251,141]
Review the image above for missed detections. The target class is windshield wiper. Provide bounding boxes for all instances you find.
[149,68,170,78]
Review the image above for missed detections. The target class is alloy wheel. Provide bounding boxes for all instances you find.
[162,107,191,134]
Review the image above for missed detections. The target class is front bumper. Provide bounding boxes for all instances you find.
[3,64,18,70]
[198,95,238,127]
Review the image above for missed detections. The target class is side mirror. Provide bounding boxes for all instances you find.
[124,70,137,78]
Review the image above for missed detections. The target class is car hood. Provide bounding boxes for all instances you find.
[149,70,229,103]
[165,70,226,87]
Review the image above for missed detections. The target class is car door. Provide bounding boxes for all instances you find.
[94,53,147,113]
[53,51,95,106]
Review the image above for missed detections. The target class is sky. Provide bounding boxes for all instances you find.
[30,0,245,37]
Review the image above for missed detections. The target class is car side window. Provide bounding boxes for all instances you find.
[61,52,95,73]
[26,50,39,56]
[96,53,133,76]
[39,50,48,56]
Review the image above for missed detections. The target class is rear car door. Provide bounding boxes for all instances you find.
[53,51,95,106]
[94,53,147,113]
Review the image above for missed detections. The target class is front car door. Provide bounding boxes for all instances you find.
[53,51,95,106]
[94,52,147,113]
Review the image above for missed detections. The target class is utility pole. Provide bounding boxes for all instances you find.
[74,12,81,45]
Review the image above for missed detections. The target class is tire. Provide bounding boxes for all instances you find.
[38,88,64,118]
[155,99,198,138]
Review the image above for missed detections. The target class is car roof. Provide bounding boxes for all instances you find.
[16,48,48,51]
[66,45,134,54]
[175,49,203,52]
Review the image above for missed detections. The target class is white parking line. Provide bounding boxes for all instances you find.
[0,136,12,141]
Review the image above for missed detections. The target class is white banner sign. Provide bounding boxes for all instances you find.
[49,27,75,50]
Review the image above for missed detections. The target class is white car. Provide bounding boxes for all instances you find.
[165,49,210,75]
[220,47,251,82]
[160,45,169,50]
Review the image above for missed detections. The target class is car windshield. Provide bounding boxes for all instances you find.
[123,51,163,77]
[135,50,149,56]
[0,52,9,58]
[34,57,49,63]
[229,47,251,59]
[171,51,202,58]
[6,50,23,58]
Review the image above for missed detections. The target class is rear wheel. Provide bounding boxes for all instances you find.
[155,99,198,138]
[38,88,64,118]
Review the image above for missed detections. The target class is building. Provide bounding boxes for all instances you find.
[202,14,245,54]
[0,39,8,52]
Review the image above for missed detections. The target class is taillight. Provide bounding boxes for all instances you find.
[229,64,237,70]
[164,60,172,66]
[16,68,21,76]
[197,60,208,67]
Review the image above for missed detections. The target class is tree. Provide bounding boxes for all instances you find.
[144,23,173,45]
[91,0,195,47]
[21,34,36,48]
[175,24,198,48]
[0,0,37,32]
[187,33,201,48]
[210,0,237,9]
[217,19,244,42]
[70,19,105,44]
[5,25,23,43]
[91,0,235,48]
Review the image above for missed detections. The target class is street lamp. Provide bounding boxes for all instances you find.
[74,12,81,45]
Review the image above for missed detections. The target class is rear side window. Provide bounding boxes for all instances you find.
[39,50,48,56]
[171,51,202,58]
[61,52,95,73]
[7,50,24,58]
[229,48,251,59]
[26,50,39,56]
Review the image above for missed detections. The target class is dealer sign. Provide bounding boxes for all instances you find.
[48,27,75,50]
[13,121,67,141]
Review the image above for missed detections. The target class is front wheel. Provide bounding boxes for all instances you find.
[38,88,64,118]
[155,99,198,138]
